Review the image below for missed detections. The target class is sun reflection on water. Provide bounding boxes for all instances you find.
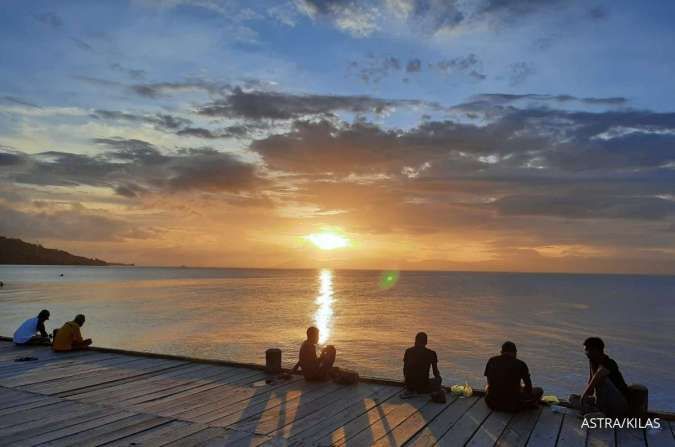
[314,269,334,344]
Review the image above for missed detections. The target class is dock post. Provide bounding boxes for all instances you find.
[266,348,282,374]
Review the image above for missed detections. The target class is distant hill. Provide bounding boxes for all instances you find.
[0,236,129,266]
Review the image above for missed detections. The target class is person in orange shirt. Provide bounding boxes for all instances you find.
[52,314,92,352]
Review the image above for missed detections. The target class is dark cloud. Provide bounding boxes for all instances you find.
[347,56,402,83]
[467,93,628,107]
[0,203,155,242]
[33,12,63,29]
[130,81,224,98]
[197,87,430,120]
[434,54,486,80]
[506,61,535,85]
[406,58,422,73]
[92,110,192,132]
[495,194,675,220]
[2,139,259,197]
[110,63,146,80]
[69,37,94,52]
[588,5,609,20]
[1,96,40,108]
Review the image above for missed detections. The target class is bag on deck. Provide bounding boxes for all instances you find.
[333,368,359,385]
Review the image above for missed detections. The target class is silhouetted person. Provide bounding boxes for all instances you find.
[52,314,92,352]
[403,332,442,395]
[13,310,51,345]
[570,337,629,417]
[484,341,543,412]
[291,326,337,381]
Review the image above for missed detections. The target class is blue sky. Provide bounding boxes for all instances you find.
[1,0,675,273]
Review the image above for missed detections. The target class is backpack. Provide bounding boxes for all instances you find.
[333,369,359,385]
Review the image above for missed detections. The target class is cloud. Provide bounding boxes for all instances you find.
[92,110,192,131]
[434,54,486,80]
[1,139,260,197]
[0,203,156,242]
[347,55,402,83]
[406,58,422,73]
[130,81,224,98]
[33,12,63,29]
[506,61,535,85]
[110,63,147,80]
[197,87,430,120]
[468,93,628,107]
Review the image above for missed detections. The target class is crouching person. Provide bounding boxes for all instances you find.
[484,341,543,412]
[52,314,92,352]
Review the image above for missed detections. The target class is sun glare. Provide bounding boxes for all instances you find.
[306,232,349,250]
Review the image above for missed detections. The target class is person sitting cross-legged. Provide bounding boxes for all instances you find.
[291,326,337,381]
[13,309,51,345]
[484,341,543,412]
[403,332,443,396]
[52,314,93,352]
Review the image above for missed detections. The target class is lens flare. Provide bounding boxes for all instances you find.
[306,232,349,250]
[379,270,400,290]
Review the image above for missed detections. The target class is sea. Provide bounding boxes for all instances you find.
[0,265,673,411]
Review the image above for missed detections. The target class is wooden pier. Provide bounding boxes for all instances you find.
[0,340,673,446]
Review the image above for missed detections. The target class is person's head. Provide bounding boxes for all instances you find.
[501,341,517,357]
[37,309,50,322]
[306,326,319,344]
[583,337,605,362]
[415,332,428,347]
[74,314,86,327]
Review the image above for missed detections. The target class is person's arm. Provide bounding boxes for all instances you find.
[522,363,533,394]
[582,366,609,399]
[37,320,48,338]
[403,350,410,382]
[484,360,492,391]
[72,325,84,344]
[291,361,300,373]
[431,352,441,380]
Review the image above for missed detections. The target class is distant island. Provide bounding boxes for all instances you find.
[0,236,132,266]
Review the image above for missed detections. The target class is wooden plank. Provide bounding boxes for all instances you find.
[373,395,458,446]
[282,385,400,445]
[0,400,80,429]
[332,393,432,446]
[435,398,492,447]
[644,422,675,447]
[42,413,172,446]
[15,411,136,445]
[0,407,125,444]
[101,419,197,447]
[161,426,232,446]
[588,427,617,447]
[221,381,345,433]
[526,407,563,447]
[466,409,514,447]
[616,429,646,447]
[272,384,396,441]
[399,395,479,447]
[495,407,541,447]
[130,369,266,413]
[556,414,586,447]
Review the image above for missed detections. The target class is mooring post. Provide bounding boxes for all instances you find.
[265,348,282,374]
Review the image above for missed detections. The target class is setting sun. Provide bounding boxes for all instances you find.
[305,232,350,250]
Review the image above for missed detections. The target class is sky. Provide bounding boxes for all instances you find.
[1,0,675,274]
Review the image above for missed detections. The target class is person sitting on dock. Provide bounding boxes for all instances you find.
[291,326,337,381]
[13,309,51,345]
[570,337,629,417]
[402,332,442,396]
[52,314,93,352]
[484,341,543,412]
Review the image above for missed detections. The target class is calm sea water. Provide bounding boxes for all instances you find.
[0,265,673,410]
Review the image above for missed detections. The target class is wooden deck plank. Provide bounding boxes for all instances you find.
[42,413,172,446]
[404,395,479,447]
[281,385,400,445]
[495,407,542,447]
[271,384,394,441]
[222,381,346,433]
[644,422,675,447]
[16,411,137,445]
[616,429,647,447]
[332,393,433,446]
[587,427,617,447]
[373,395,458,447]
[435,398,492,447]
[466,408,514,447]
[526,407,563,447]
[555,413,586,447]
